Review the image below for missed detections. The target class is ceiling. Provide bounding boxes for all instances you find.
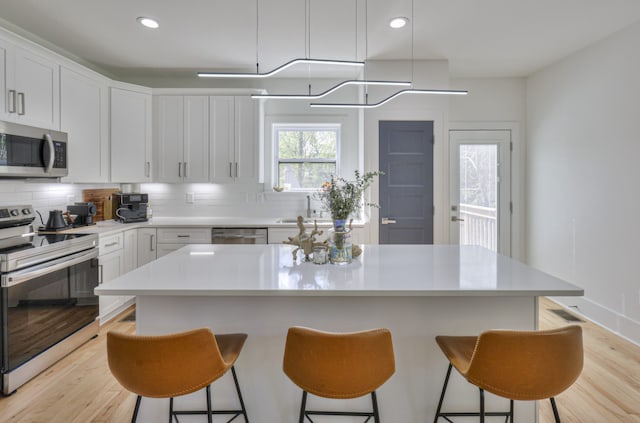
[1,0,640,81]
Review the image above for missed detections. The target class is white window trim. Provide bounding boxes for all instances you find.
[271,122,342,192]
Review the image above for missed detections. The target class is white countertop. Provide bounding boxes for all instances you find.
[95,244,583,297]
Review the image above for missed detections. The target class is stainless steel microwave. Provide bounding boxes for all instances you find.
[0,120,68,178]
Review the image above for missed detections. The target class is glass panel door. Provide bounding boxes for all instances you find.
[450,131,511,254]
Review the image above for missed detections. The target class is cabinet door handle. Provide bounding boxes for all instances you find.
[176,234,190,238]
[145,161,151,177]
[8,90,16,113]
[150,234,155,252]
[17,92,25,115]
[98,264,104,284]
[229,162,233,177]
[235,162,239,178]
[104,242,119,247]
[183,162,188,178]
[178,162,182,177]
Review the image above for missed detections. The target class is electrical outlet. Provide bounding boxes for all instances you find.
[186,192,195,204]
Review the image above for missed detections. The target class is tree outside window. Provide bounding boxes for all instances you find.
[275,124,339,189]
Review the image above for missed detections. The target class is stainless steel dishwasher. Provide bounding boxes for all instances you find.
[211,228,268,244]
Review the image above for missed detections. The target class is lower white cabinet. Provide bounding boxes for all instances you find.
[157,243,185,258]
[156,227,211,258]
[98,232,135,323]
[267,228,294,244]
[137,228,157,266]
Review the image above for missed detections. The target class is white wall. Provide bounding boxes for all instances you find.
[527,21,640,344]
[449,77,527,259]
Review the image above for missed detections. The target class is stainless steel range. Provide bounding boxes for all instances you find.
[0,205,99,395]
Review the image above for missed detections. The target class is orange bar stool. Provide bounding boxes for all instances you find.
[433,325,583,423]
[283,326,395,423]
[107,328,249,423]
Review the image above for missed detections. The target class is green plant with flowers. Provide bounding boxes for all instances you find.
[315,170,383,220]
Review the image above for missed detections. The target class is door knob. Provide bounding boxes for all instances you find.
[451,216,465,222]
[381,217,397,225]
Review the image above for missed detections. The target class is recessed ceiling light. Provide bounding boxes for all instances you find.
[137,17,159,29]
[389,17,408,29]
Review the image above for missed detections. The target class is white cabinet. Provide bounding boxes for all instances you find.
[123,229,138,273]
[98,237,125,323]
[156,227,211,244]
[156,227,211,258]
[137,228,157,266]
[155,95,209,182]
[210,96,260,183]
[60,66,109,182]
[0,38,59,129]
[110,86,152,182]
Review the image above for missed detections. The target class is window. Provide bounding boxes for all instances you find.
[274,124,339,190]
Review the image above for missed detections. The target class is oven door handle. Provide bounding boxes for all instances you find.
[2,248,99,288]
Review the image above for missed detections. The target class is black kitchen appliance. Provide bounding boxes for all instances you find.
[45,209,68,231]
[114,193,149,223]
[0,205,99,395]
[66,202,97,226]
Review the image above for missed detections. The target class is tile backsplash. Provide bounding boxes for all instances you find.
[0,180,325,222]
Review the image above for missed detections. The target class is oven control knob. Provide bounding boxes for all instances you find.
[10,209,20,216]
[22,208,32,215]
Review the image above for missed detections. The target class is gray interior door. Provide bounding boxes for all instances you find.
[379,121,434,244]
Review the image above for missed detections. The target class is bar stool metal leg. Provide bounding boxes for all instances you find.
[231,365,250,422]
[169,397,174,423]
[298,391,308,423]
[371,391,380,423]
[550,397,562,423]
[132,395,142,423]
[479,388,485,423]
[205,385,213,423]
[433,363,453,423]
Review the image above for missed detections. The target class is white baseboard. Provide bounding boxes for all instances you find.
[548,296,640,347]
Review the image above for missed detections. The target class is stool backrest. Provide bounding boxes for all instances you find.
[465,325,583,400]
[283,326,395,399]
[107,328,227,398]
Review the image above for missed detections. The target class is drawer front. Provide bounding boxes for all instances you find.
[157,227,211,244]
[99,233,124,255]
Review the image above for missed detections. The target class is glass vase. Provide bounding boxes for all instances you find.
[328,225,352,265]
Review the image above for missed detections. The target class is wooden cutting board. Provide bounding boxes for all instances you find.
[82,188,120,221]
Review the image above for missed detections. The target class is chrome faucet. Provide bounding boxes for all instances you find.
[306,195,311,218]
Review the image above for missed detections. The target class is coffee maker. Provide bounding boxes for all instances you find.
[66,202,97,226]
[114,193,149,223]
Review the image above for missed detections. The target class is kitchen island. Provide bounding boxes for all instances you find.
[96,244,583,422]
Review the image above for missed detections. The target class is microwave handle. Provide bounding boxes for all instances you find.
[2,249,99,288]
[44,133,54,173]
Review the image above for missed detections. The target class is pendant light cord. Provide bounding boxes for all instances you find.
[255,0,259,73]
[411,0,415,87]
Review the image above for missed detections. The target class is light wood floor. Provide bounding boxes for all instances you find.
[0,299,638,422]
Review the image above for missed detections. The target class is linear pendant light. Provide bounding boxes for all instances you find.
[311,0,468,109]
[198,58,365,78]
[310,88,467,108]
[251,80,411,100]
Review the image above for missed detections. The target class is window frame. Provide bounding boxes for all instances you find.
[273,123,341,191]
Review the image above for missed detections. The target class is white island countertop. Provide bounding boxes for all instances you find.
[95,244,583,297]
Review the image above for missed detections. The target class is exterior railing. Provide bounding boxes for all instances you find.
[459,203,497,252]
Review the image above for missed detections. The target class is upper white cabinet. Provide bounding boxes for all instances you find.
[0,37,59,129]
[110,86,152,182]
[155,95,209,183]
[210,96,260,183]
[60,66,109,182]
